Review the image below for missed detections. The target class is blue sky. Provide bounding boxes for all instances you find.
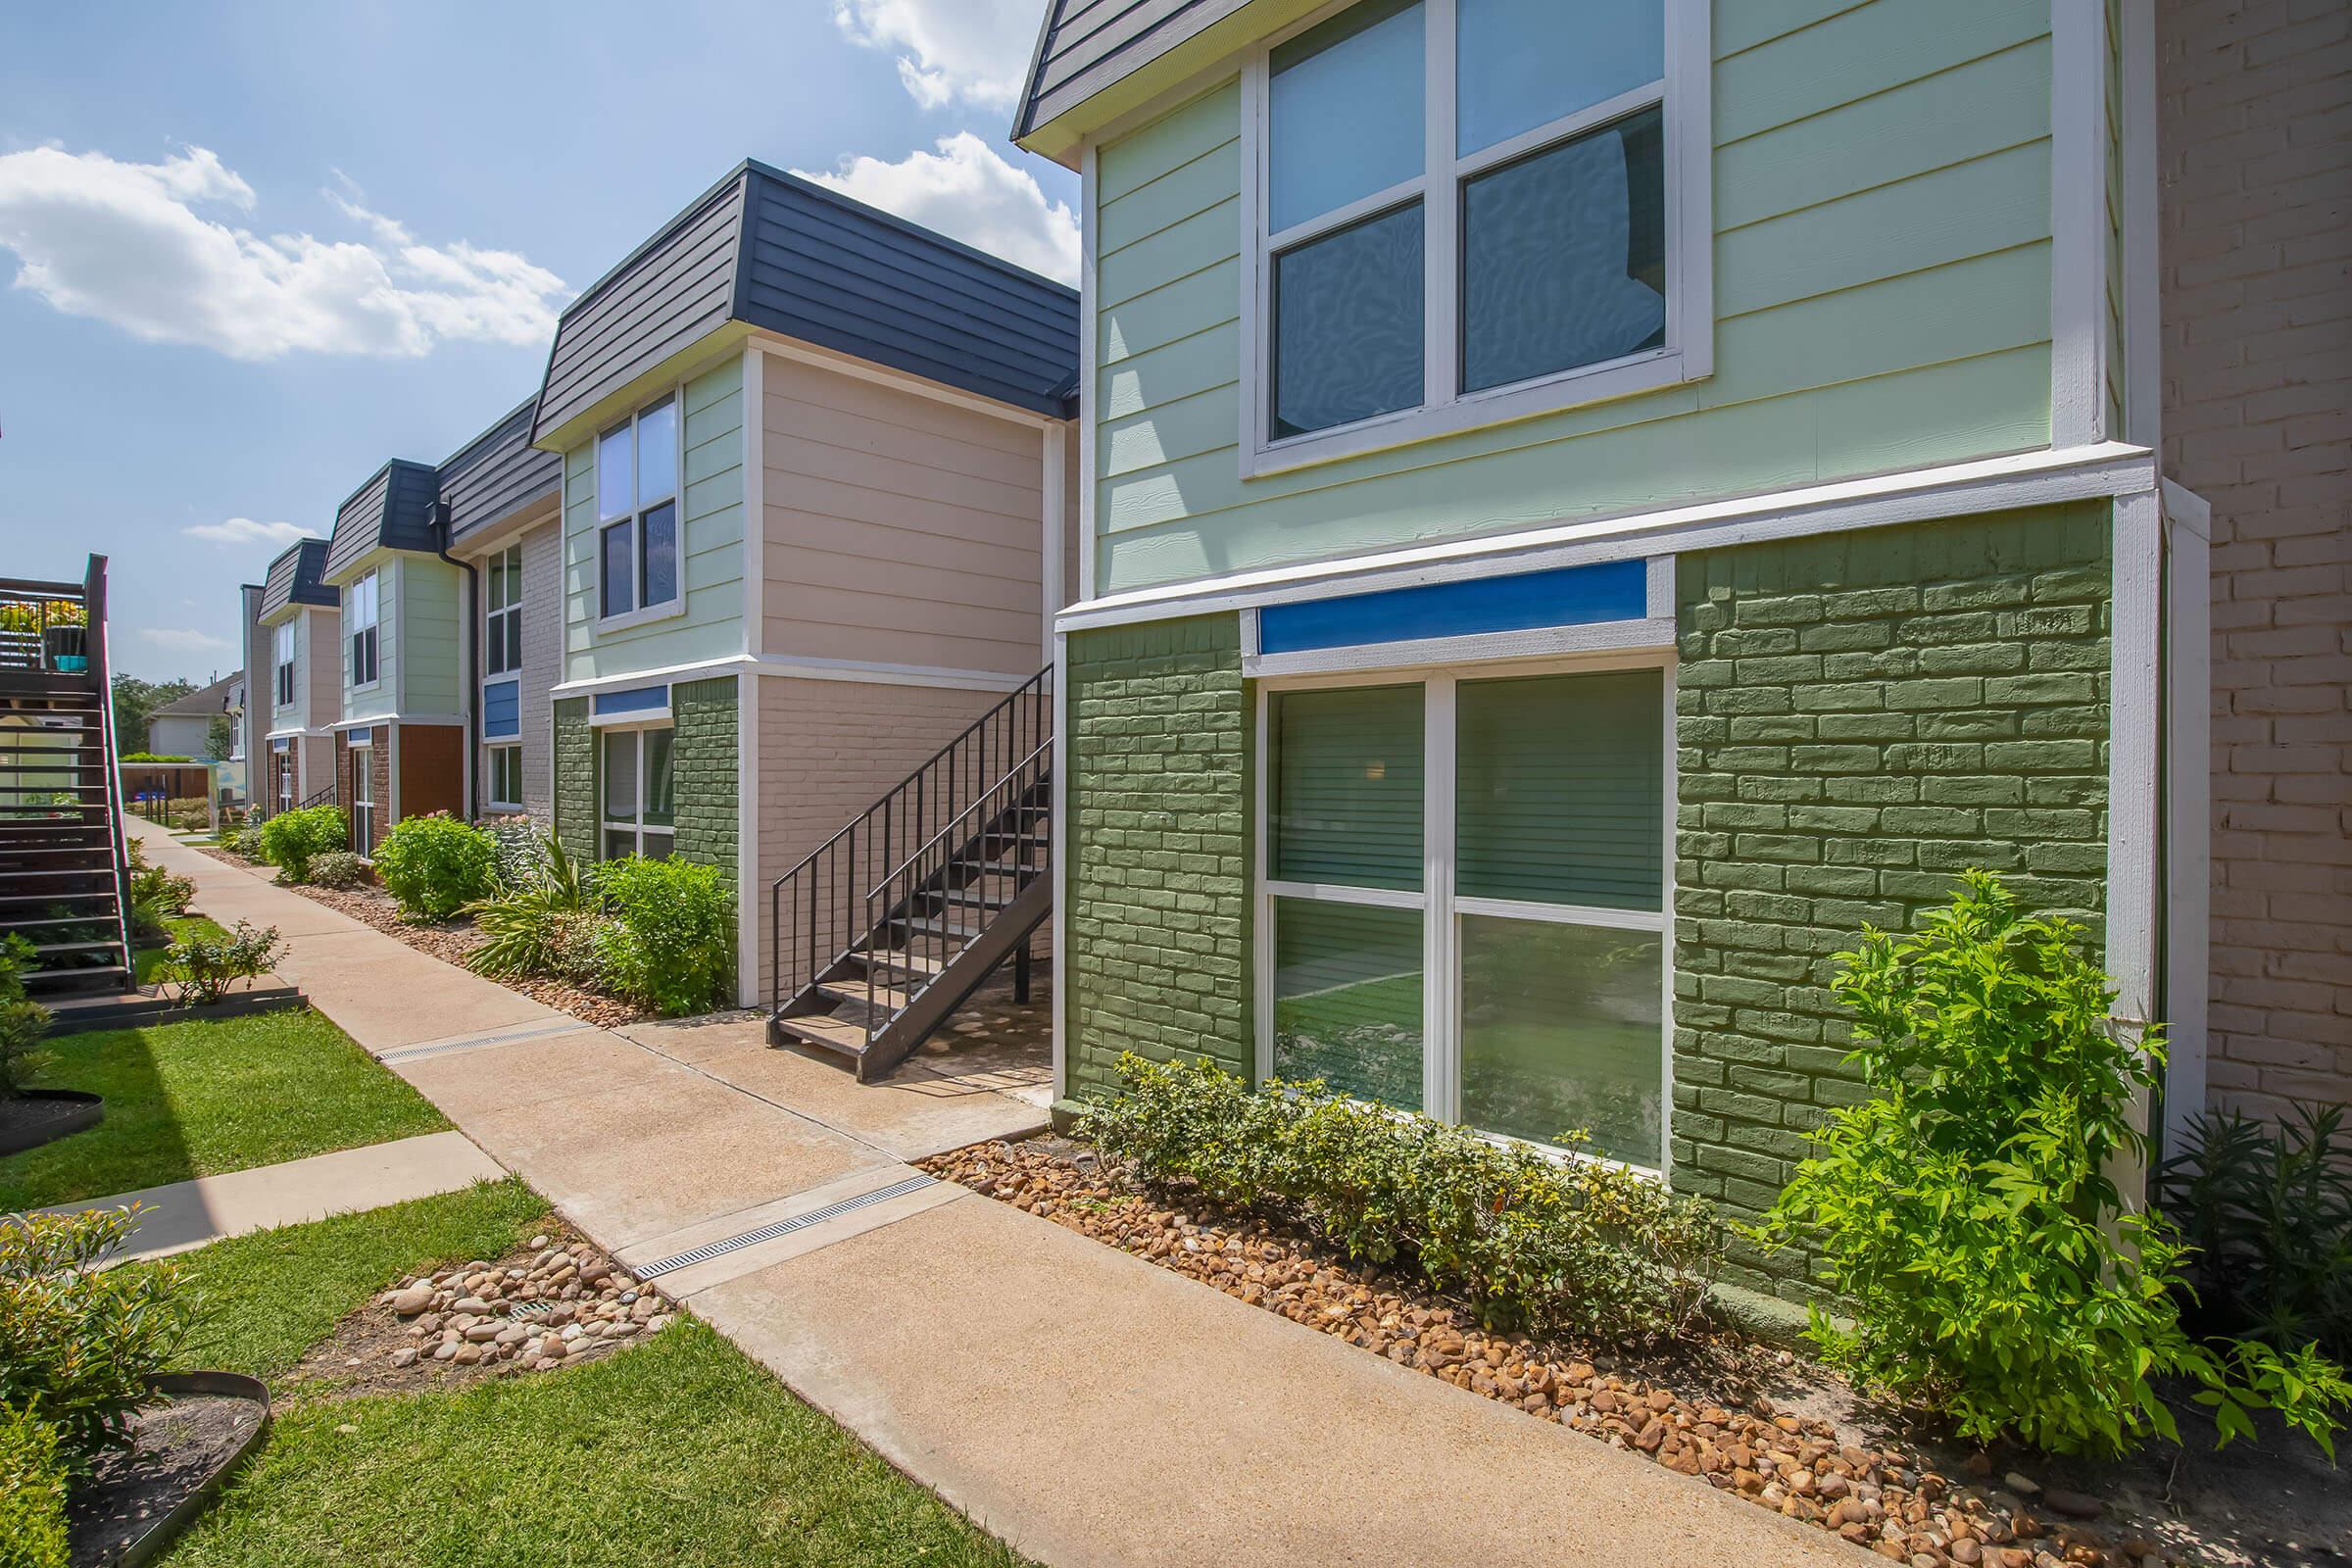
[0,0,1076,681]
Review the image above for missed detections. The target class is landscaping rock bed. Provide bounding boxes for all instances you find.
[283,1222,672,1398]
[925,1138,2346,1568]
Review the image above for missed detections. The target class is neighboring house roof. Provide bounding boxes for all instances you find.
[1013,0,1248,146]
[259,539,339,619]
[440,396,562,547]
[532,160,1080,445]
[323,459,441,582]
[151,672,241,717]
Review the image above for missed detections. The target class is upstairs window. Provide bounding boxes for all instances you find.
[597,395,680,622]
[1246,0,1705,472]
[273,622,296,709]
[485,543,523,675]
[348,570,379,690]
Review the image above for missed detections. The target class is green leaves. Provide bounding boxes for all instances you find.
[373,813,500,923]
[258,805,347,883]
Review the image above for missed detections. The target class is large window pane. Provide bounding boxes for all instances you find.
[1269,0,1424,232]
[641,501,679,607]
[602,730,638,822]
[644,729,675,828]
[1273,203,1425,439]
[1272,897,1423,1109]
[637,398,677,506]
[601,520,634,617]
[1456,668,1662,909]
[1461,108,1666,395]
[1272,685,1424,890]
[597,423,633,521]
[1459,915,1661,1163]
[1456,0,1663,157]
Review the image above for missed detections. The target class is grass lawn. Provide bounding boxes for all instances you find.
[0,1008,449,1210]
[144,1182,1027,1568]
[133,913,231,987]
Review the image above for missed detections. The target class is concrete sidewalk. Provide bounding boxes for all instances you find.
[136,820,1850,1568]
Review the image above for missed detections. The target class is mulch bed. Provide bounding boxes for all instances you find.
[0,1091,102,1156]
[67,1391,265,1568]
[282,1219,674,1400]
[199,849,644,1029]
[924,1138,2350,1568]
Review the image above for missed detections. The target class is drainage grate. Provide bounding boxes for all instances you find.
[633,1174,938,1279]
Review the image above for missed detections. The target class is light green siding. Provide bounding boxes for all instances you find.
[398,556,464,716]
[342,551,397,725]
[1091,0,2059,596]
[269,612,303,731]
[563,355,745,682]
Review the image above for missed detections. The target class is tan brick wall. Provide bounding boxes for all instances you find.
[2159,0,2352,1117]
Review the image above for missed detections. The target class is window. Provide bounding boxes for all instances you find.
[1246,0,1703,471]
[348,570,379,689]
[1262,665,1668,1168]
[484,543,522,675]
[349,742,374,853]
[276,750,293,813]
[599,727,674,859]
[486,742,523,812]
[273,622,296,709]
[596,396,679,621]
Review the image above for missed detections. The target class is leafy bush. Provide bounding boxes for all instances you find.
[466,833,600,981]
[1082,1054,1723,1345]
[589,856,734,1016]
[0,1403,69,1568]
[0,1204,193,1472]
[115,752,192,764]
[230,823,268,861]
[128,853,195,918]
[481,814,544,892]
[2160,1102,2352,1363]
[0,935,55,1097]
[1760,871,2352,1458]
[257,804,346,883]
[371,812,497,922]
[164,920,282,1006]
[307,850,371,890]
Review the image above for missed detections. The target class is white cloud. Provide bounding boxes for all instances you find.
[142,627,232,653]
[832,0,1040,113]
[0,144,568,360]
[183,517,321,549]
[797,133,1079,285]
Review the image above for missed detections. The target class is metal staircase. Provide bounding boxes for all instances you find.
[0,559,134,999]
[768,666,1051,1082]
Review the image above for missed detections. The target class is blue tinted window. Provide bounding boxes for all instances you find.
[641,501,678,608]
[1269,0,1424,232]
[1273,202,1425,438]
[636,397,677,506]
[601,519,634,617]
[1456,0,1662,157]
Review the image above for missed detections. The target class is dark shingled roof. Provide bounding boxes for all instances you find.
[532,160,1079,443]
[1013,0,1249,143]
[323,459,441,583]
[440,396,562,545]
[259,538,338,620]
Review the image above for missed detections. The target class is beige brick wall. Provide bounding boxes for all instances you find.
[2159,0,2352,1117]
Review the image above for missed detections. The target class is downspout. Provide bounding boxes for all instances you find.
[432,501,480,820]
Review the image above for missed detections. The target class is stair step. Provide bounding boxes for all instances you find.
[815,978,911,1011]
[896,914,979,939]
[0,889,117,904]
[938,887,1013,911]
[864,949,948,978]
[773,1012,871,1056]
[29,939,125,956]
[0,846,114,858]
[25,964,129,984]
[5,915,118,931]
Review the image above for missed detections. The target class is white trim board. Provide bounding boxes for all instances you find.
[2049,0,2113,447]
[326,713,464,732]
[550,653,1037,700]
[1064,443,2157,632]
[2162,482,2211,1145]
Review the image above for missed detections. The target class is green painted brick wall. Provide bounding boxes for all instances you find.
[1065,613,1253,1100]
[672,676,738,885]
[552,698,594,863]
[1673,502,2114,1298]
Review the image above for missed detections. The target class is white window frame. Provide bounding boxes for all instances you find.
[485,741,523,814]
[1237,0,1712,478]
[348,569,380,692]
[484,542,523,676]
[595,393,686,631]
[597,720,676,859]
[349,740,375,853]
[1252,649,1678,1177]
[273,621,296,710]
[276,749,294,813]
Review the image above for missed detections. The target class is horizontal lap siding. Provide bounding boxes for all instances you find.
[1092,0,2058,596]
[760,355,1049,676]
[304,608,339,733]
[400,558,464,717]
[344,556,399,726]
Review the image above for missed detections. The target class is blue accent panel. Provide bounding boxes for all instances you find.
[1256,559,1649,656]
[483,680,520,739]
[592,684,669,717]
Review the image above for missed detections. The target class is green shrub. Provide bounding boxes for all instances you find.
[371,812,496,922]
[1081,1054,1723,1345]
[2159,1102,2352,1363]
[590,856,734,1016]
[164,920,282,1006]
[0,935,55,1097]
[307,850,371,890]
[125,841,194,917]
[1760,870,2352,1458]
[0,1204,194,1472]
[257,804,346,883]
[481,814,544,892]
[466,833,599,981]
[0,1404,69,1568]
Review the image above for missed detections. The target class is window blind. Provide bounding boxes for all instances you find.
[1455,668,1662,908]
[1271,684,1425,889]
